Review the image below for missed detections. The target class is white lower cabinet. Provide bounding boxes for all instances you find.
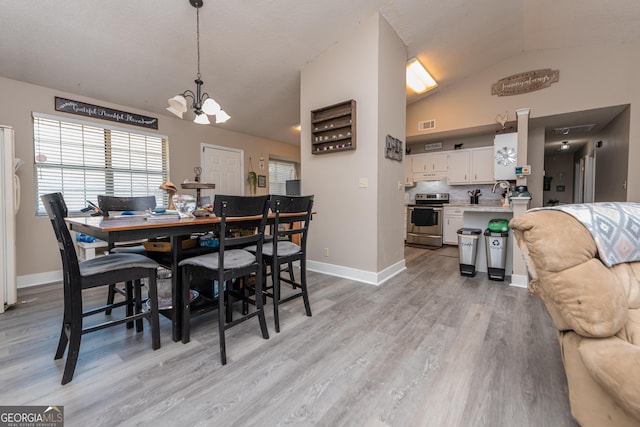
[443,206,465,245]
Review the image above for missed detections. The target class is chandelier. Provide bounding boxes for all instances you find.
[166,0,230,125]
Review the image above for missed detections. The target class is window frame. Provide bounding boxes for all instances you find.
[32,112,170,216]
[268,158,298,196]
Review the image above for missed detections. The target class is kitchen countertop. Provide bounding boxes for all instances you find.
[446,201,513,212]
[405,200,513,213]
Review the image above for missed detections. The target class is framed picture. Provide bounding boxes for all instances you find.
[258,175,266,188]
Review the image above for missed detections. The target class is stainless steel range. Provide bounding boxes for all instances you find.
[406,193,449,247]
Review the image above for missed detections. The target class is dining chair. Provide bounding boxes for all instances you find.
[249,195,314,333]
[41,192,161,384]
[97,195,156,314]
[179,194,270,364]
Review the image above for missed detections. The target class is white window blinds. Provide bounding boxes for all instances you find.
[33,114,169,214]
[268,159,297,195]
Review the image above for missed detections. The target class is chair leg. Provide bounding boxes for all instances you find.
[300,258,312,317]
[134,279,143,332]
[146,272,161,350]
[181,267,191,344]
[125,282,134,329]
[61,305,83,385]
[255,265,269,340]
[288,261,296,288]
[105,284,116,315]
[225,282,233,324]
[55,323,69,360]
[272,261,281,333]
[218,285,227,365]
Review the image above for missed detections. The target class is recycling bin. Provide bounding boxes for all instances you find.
[457,228,483,276]
[484,228,509,281]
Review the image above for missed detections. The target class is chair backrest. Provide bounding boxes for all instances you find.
[269,195,314,250]
[97,195,156,217]
[213,194,270,254]
[41,192,82,290]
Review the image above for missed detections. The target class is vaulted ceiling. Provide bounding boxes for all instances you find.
[1,0,639,145]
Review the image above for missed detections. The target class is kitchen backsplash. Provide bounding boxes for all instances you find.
[405,179,503,204]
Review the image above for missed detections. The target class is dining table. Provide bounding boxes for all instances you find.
[66,213,263,342]
[66,211,311,343]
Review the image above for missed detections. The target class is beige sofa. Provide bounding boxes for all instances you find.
[510,209,640,427]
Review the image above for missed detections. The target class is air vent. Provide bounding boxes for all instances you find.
[418,119,436,131]
[552,124,596,135]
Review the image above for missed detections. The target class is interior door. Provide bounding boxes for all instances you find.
[201,145,244,200]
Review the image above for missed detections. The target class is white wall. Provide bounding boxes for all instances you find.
[0,76,299,284]
[376,15,407,270]
[301,13,406,283]
[407,42,640,203]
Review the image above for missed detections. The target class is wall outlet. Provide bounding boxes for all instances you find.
[323,247,329,257]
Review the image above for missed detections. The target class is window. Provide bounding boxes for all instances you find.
[33,113,169,215]
[268,159,297,195]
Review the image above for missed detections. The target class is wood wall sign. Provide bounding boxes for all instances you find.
[491,69,559,96]
[55,97,158,129]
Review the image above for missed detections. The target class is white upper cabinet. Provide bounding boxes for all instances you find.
[447,150,471,184]
[471,147,495,183]
[447,147,494,185]
[404,156,414,186]
[411,152,448,180]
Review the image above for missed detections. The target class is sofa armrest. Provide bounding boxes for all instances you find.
[579,337,640,420]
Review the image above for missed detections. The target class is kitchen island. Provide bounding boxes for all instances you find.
[447,203,514,279]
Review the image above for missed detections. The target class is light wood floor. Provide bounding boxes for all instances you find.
[0,246,578,427]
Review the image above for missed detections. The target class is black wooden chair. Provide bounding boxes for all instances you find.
[179,195,270,364]
[97,195,157,314]
[250,195,314,333]
[97,195,157,218]
[41,192,161,384]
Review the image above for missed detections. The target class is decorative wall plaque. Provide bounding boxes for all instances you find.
[491,69,559,96]
[385,135,403,161]
[55,97,158,129]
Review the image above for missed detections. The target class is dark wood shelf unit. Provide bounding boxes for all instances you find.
[311,99,356,155]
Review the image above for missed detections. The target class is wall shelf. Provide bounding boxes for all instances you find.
[311,100,356,155]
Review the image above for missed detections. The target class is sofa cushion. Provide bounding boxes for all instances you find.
[511,210,628,336]
[611,262,640,310]
[511,210,597,273]
[616,308,640,346]
[579,336,640,420]
[544,259,628,337]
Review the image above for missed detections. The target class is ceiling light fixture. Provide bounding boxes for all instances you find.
[406,57,438,94]
[167,0,230,125]
[560,141,570,151]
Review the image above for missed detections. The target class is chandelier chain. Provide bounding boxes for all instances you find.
[196,7,201,80]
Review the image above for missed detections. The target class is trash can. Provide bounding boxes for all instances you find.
[457,228,483,276]
[484,219,509,281]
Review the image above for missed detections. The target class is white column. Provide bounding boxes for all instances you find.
[515,108,530,188]
[511,108,531,288]
[510,196,531,288]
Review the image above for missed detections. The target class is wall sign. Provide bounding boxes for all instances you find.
[491,69,559,96]
[385,135,403,161]
[55,97,158,129]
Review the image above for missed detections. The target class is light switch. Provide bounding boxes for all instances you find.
[359,178,368,188]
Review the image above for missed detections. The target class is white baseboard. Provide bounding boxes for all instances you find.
[509,274,529,289]
[307,259,406,286]
[17,270,62,289]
